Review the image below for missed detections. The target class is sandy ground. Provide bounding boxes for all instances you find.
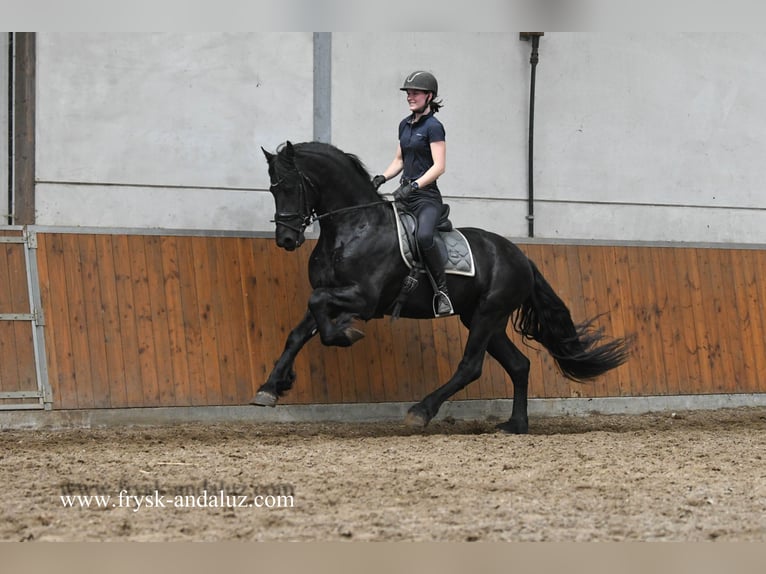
[1,407,765,542]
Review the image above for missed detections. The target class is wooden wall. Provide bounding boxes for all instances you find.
[30,232,766,410]
[0,231,38,407]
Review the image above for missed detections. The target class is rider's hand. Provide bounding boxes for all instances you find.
[371,175,386,190]
[393,181,417,201]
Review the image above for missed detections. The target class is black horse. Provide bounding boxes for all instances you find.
[253,141,631,434]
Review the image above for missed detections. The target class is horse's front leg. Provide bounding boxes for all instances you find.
[251,310,317,407]
[309,285,371,347]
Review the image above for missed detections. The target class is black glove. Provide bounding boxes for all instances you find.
[371,175,386,190]
[393,181,418,201]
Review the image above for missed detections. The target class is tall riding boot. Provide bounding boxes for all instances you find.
[421,243,454,317]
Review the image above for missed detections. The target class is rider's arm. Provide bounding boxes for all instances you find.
[381,144,404,182]
[415,140,446,188]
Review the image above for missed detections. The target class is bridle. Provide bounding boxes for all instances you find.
[269,168,317,235]
[270,166,389,235]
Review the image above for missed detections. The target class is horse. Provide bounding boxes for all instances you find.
[252,140,631,434]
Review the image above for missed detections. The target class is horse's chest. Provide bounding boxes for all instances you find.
[310,225,381,284]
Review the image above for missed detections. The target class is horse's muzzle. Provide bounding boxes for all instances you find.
[276,230,304,251]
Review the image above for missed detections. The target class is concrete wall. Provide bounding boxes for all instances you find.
[29,33,766,243]
[35,33,312,231]
[1,34,8,222]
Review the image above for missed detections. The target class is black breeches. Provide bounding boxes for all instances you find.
[408,196,443,251]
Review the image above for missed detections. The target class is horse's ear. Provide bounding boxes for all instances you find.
[261,146,275,163]
[284,141,296,165]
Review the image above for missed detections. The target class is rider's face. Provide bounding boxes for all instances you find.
[405,89,430,112]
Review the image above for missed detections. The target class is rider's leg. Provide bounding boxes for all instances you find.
[415,203,454,317]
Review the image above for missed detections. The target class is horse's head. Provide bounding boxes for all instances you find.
[261,141,314,251]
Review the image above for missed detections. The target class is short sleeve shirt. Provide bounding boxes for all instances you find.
[398,113,445,188]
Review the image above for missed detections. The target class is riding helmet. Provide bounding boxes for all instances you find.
[400,71,438,96]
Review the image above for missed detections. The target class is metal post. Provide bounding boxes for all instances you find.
[520,33,543,238]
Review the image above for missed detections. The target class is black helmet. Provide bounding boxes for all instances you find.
[400,71,438,96]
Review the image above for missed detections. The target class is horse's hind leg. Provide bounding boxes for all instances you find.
[405,310,509,427]
[251,310,317,406]
[486,333,531,434]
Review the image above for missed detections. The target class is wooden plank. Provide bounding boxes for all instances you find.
[219,238,254,405]
[0,244,20,394]
[748,250,766,392]
[549,244,578,398]
[213,236,251,405]
[735,250,766,392]
[175,236,208,406]
[352,315,387,403]
[127,236,161,406]
[110,235,144,407]
[593,246,630,397]
[518,244,549,399]
[371,314,400,402]
[694,248,731,394]
[651,246,686,396]
[391,318,420,402]
[263,240,311,403]
[78,235,111,407]
[206,237,237,404]
[417,317,443,400]
[190,236,223,405]
[728,250,757,393]
[62,234,95,408]
[596,245,629,397]
[711,249,744,394]
[41,235,76,408]
[143,236,176,406]
[609,246,639,396]
[290,245,317,404]
[238,238,274,402]
[635,246,669,396]
[94,235,128,407]
[670,246,702,394]
[683,248,714,394]
[159,236,192,406]
[577,246,607,397]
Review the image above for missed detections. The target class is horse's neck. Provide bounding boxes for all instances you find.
[315,177,378,213]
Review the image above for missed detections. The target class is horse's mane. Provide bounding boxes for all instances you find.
[275,141,385,200]
[294,141,370,175]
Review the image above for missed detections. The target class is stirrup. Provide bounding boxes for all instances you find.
[433,291,454,317]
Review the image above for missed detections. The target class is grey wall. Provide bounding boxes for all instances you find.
[1,34,8,221]
[34,33,312,231]
[22,33,766,243]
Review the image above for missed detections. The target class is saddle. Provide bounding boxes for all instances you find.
[392,203,475,277]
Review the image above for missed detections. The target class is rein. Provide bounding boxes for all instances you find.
[313,200,390,223]
[270,168,390,233]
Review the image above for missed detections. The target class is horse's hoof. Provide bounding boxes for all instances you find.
[495,419,528,435]
[404,412,428,427]
[344,327,365,344]
[404,404,431,428]
[250,391,278,407]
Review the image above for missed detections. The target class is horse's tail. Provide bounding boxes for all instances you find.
[513,260,632,382]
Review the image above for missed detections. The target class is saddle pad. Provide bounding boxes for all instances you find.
[392,203,476,277]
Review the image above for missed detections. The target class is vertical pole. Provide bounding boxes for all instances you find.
[520,32,543,238]
[313,33,332,144]
[13,32,35,225]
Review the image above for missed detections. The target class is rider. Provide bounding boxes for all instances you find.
[371,70,454,317]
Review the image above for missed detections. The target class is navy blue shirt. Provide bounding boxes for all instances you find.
[398,112,445,191]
